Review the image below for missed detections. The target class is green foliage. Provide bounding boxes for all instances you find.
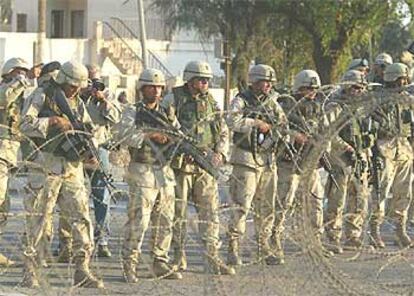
[0,0,12,25]
[153,0,413,85]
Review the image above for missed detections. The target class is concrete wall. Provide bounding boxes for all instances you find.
[147,30,221,77]
[0,32,89,66]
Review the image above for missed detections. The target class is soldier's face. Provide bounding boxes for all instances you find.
[252,80,272,95]
[142,85,163,103]
[10,68,28,78]
[346,84,365,96]
[62,84,81,98]
[190,77,209,95]
[298,86,317,100]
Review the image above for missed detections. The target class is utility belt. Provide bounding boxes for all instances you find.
[31,131,91,162]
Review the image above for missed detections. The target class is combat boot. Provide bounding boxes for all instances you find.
[172,248,187,271]
[206,245,236,275]
[122,260,138,283]
[344,237,363,251]
[0,252,14,266]
[97,245,112,258]
[227,239,242,266]
[325,238,343,254]
[153,259,182,280]
[265,235,285,265]
[369,224,385,249]
[56,241,73,263]
[395,223,412,248]
[21,256,40,288]
[73,255,104,288]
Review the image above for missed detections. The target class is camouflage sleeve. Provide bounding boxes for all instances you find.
[324,102,352,151]
[111,106,145,149]
[19,88,50,139]
[212,101,229,159]
[87,90,122,126]
[226,95,257,133]
[0,76,28,108]
[272,97,288,133]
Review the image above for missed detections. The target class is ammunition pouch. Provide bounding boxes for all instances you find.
[52,133,90,162]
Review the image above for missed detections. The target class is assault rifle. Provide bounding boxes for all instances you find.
[291,110,340,190]
[52,87,117,200]
[140,107,223,179]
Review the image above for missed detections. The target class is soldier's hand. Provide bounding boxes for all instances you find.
[146,132,169,144]
[345,145,354,153]
[295,133,308,145]
[256,119,271,133]
[84,156,99,170]
[211,153,223,166]
[49,116,73,132]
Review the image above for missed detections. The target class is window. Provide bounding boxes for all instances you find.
[70,10,84,38]
[16,13,27,32]
[51,10,64,38]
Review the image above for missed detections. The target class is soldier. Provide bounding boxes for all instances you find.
[163,61,235,275]
[56,64,121,261]
[0,57,30,266]
[369,62,414,249]
[270,69,331,263]
[324,70,374,252]
[226,64,288,266]
[115,68,182,282]
[20,61,62,269]
[20,61,103,288]
[369,53,393,84]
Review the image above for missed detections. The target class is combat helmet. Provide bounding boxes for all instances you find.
[384,63,410,82]
[55,61,88,88]
[248,64,276,84]
[341,70,367,86]
[183,61,213,82]
[1,57,30,77]
[292,70,321,93]
[137,68,166,89]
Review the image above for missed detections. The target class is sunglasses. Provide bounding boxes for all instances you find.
[351,85,364,91]
[195,77,210,84]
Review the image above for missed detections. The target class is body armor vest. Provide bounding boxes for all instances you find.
[172,86,220,149]
[129,102,175,165]
[232,89,278,154]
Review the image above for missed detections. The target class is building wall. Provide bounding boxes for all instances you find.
[13,0,87,37]
[12,0,38,32]
[0,32,89,66]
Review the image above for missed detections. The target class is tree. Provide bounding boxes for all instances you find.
[153,0,412,85]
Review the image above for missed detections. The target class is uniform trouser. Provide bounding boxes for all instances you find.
[228,164,277,256]
[23,166,94,263]
[325,165,351,241]
[172,170,221,253]
[273,163,324,236]
[370,156,413,228]
[58,148,111,247]
[325,161,370,241]
[122,184,175,264]
[0,160,11,231]
[91,148,111,246]
[344,168,369,240]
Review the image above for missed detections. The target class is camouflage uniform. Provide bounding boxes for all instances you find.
[370,89,414,248]
[0,60,30,266]
[324,80,374,251]
[271,93,326,253]
[163,79,232,274]
[57,86,121,259]
[20,62,103,288]
[227,86,287,264]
